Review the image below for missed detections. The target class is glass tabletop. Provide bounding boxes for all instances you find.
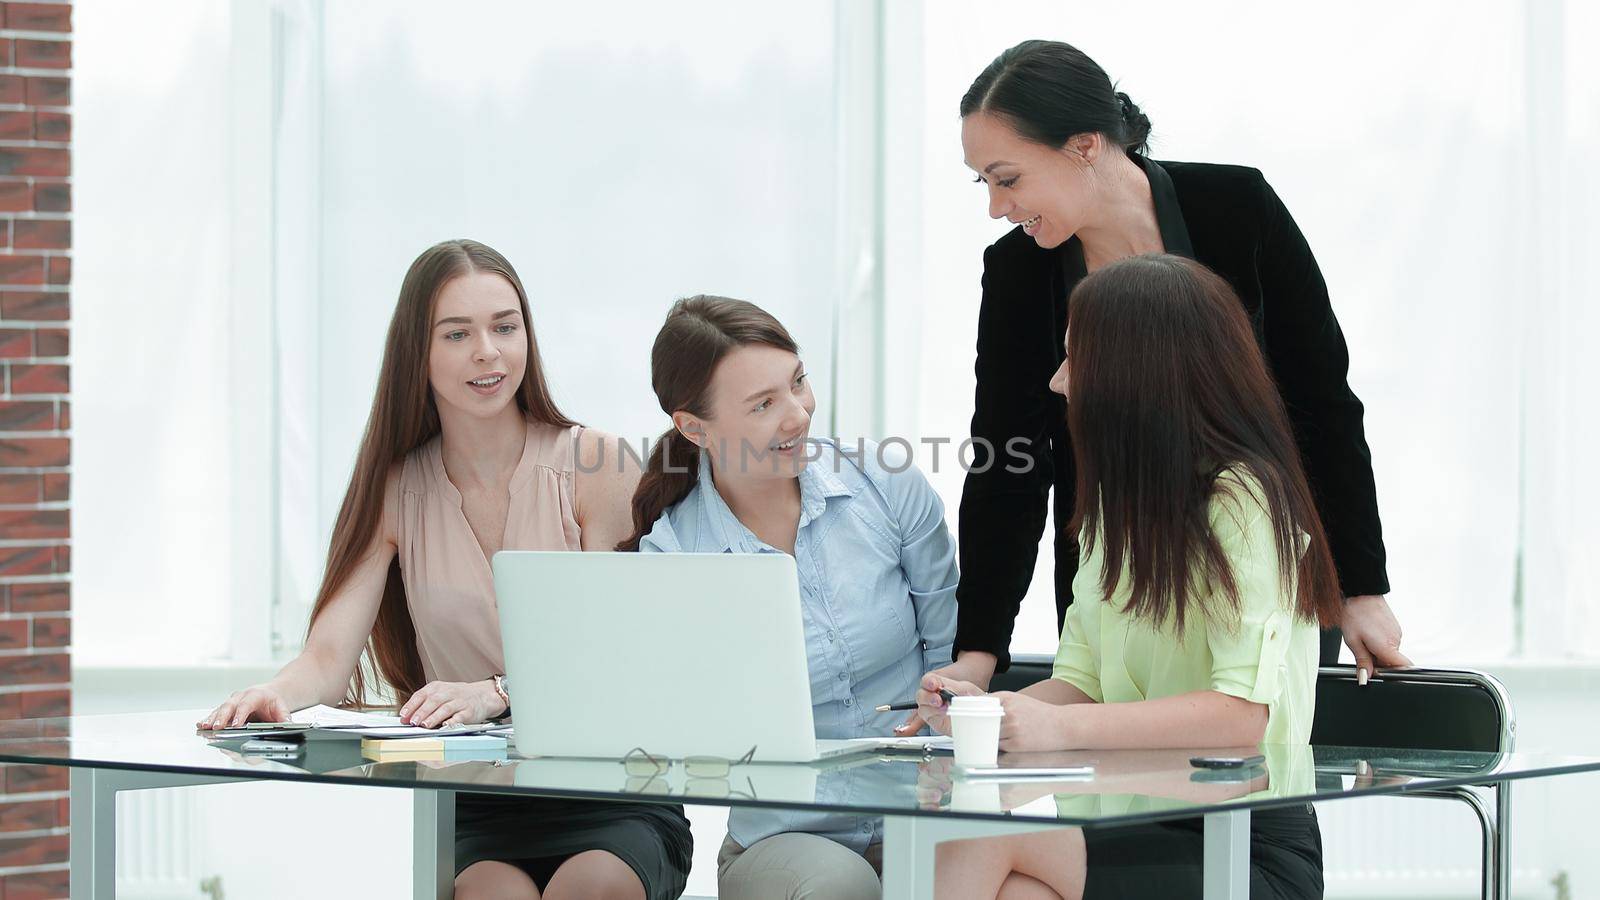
[5,710,1599,827]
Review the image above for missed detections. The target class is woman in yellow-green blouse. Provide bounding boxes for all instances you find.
[920,254,1336,900]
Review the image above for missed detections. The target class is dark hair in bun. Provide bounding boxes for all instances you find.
[961,40,1151,156]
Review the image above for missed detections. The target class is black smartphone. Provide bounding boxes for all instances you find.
[1189,754,1265,769]
[1190,765,1265,784]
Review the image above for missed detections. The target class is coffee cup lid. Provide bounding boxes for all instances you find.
[948,695,1003,714]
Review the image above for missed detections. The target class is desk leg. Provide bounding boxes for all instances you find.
[413,788,456,900]
[69,768,244,899]
[881,816,935,900]
[1203,809,1250,900]
[881,816,1070,900]
[1493,781,1512,900]
[69,768,116,899]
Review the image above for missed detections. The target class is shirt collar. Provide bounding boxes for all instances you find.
[1056,153,1196,294]
[693,452,750,553]
[1135,156,1195,259]
[797,451,854,529]
[1060,156,1196,283]
[692,444,856,552]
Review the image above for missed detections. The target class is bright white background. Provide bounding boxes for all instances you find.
[73,1,1600,897]
[78,0,844,663]
[902,1,1531,662]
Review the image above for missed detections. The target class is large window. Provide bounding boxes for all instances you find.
[75,0,236,664]
[78,1,1599,670]
[77,0,852,664]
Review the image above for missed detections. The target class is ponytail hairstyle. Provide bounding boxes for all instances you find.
[1065,254,1342,630]
[960,39,1152,157]
[616,295,800,551]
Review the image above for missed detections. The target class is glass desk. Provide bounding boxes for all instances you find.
[5,710,1600,900]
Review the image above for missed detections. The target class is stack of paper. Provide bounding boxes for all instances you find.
[292,705,403,728]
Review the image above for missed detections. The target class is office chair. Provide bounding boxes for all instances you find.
[992,655,1515,900]
[1311,664,1513,900]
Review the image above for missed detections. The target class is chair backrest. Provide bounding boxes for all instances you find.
[1310,665,1514,754]
[990,656,1514,755]
[989,653,1055,693]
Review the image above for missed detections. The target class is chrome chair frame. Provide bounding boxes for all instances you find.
[1314,664,1514,900]
[993,655,1515,900]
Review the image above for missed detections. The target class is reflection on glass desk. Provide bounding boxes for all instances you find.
[1,711,1584,825]
[5,709,1600,900]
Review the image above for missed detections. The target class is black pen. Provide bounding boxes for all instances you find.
[875,689,955,712]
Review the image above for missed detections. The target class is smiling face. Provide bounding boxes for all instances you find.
[426,271,529,419]
[962,110,1099,250]
[673,343,815,483]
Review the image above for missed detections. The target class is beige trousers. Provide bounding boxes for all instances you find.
[717,833,884,900]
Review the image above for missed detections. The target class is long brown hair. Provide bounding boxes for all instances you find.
[309,239,576,706]
[1066,254,1341,630]
[616,295,799,551]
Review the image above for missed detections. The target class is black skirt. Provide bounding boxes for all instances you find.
[454,794,693,900]
[1082,804,1323,899]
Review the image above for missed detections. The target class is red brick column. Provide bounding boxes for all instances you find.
[0,2,70,897]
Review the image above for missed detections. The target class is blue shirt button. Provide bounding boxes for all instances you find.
[844,698,854,707]
[827,630,837,642]
[837,672,848,681]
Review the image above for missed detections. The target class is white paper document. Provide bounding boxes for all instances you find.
[290,704,403,728]
[208,705,506,741]
[843,735,955,752]
[348,724,510,740]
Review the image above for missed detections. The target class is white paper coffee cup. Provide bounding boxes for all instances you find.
[947,695,1004,768]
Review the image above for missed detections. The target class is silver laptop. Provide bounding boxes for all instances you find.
[494,551,897,763]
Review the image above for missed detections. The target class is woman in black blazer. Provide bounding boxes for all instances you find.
[925,39,1410,700]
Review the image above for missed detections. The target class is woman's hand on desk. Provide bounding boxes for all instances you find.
[994,691,1074,752]
[399,679,507,728]
[197,685,292,730]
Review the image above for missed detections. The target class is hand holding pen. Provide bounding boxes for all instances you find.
[876,689,955,713]
[887,688,955,737]
[899,672,988,737]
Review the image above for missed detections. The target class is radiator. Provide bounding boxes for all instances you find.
[117,788,209,900]
[107,779,1563,900]
[1320,792,1552,899]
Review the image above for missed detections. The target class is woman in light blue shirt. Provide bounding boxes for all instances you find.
[617,295,958,900]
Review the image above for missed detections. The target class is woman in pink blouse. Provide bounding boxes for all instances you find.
[199,240,691,900]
